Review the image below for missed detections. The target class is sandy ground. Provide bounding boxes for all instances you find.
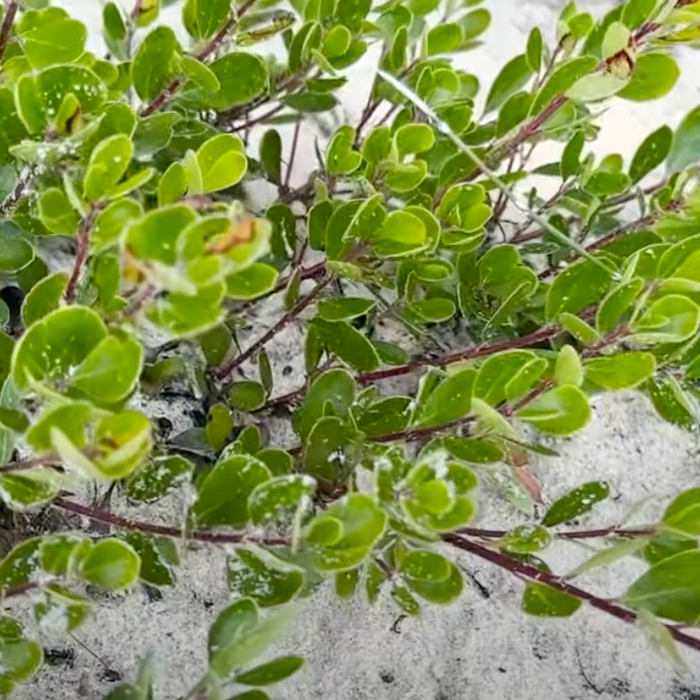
[10,1,700,698]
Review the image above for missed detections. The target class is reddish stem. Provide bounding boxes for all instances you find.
[65,209,98,303]
[444,533,700,654]
[54,497,289,546]
[456,524,657,541]
[215,275,332,381]
[0,0,17,62]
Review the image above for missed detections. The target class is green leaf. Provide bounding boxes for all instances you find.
[37,188,79,234]
[542,481,610,527]
[205,54,269,109]
[183,0,229,40]
[585,352,656,390]
[157,163,188,206]
[126,455,194,503]
[437,184,490,231]
[516,385,591,436]
[561,131,585,180]
[415,370,476,428]
[226,692,270,700]
[312,319,379,371]
[662,488,700,537]
[322,25,351,59]
[371,210,427,257]
[229,382,266,413]
[226,264,278,301]
[248,475,315,525]
[303,416,349,481]
[554,345,583,387]
[208,599,258,675]
[209,599,294,679]
[499,526,552,554]
[80,539,140,591]
[310,494,387,571]
[460,8,490,39]
[546,259,612,320]
[193,455,271,527]
[206,403,234,451]
[584,170,630,196]
[21,273,65,328]
[485,55,532,113]
[601,21,630,59]
[523,583,582,617]
[335,0,371,32]
[497,92,533,138]
[326,125,362,175]
[629,125,673,184]
[622,0,657,29]
[526,27,543,72]
[444,437,504,464]
[92,198,143,251]
[12,307,107,391]
[0,223,34,271]
[227,547,304,608]
[400,550,451,582]
[123,532,179,587]
[395,124,435,157]
[531,57,597,115]
[357,397,411,437]
[318,297,374,321]
[284,92,337,113]
[197,134,247,193]
[124,204,196,264]
[668,104,700,173]
[405,561,463,604]
[384,161,427,193]
[23,15,86,69]
[426,23,463,56]
[103,3,128,59]
[630,294,700,344]
[474,350,536,407]
[0,471,57,509]
[619,53,679,102]
[131,26,179,101]
[566,72,629,103]
[647,375,698,431]
[84,134,134,201]
[624,551,700,623]
[71,334,143,405]
[596,278,644,334]
[260,130,282,185]
[293,369,356,440]
[235,657,304,687]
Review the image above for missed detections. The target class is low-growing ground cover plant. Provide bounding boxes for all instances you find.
[2,0,700,696]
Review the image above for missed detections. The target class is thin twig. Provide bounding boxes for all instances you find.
[370,415,475,444]
[54,497,290,546]
[65,208,99,303]
[0,0,17,62]
[456,524,658,541]
[444,533,700,654]
[0,456,60,473]
[285,120,302,190]
[215,275,332,381]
